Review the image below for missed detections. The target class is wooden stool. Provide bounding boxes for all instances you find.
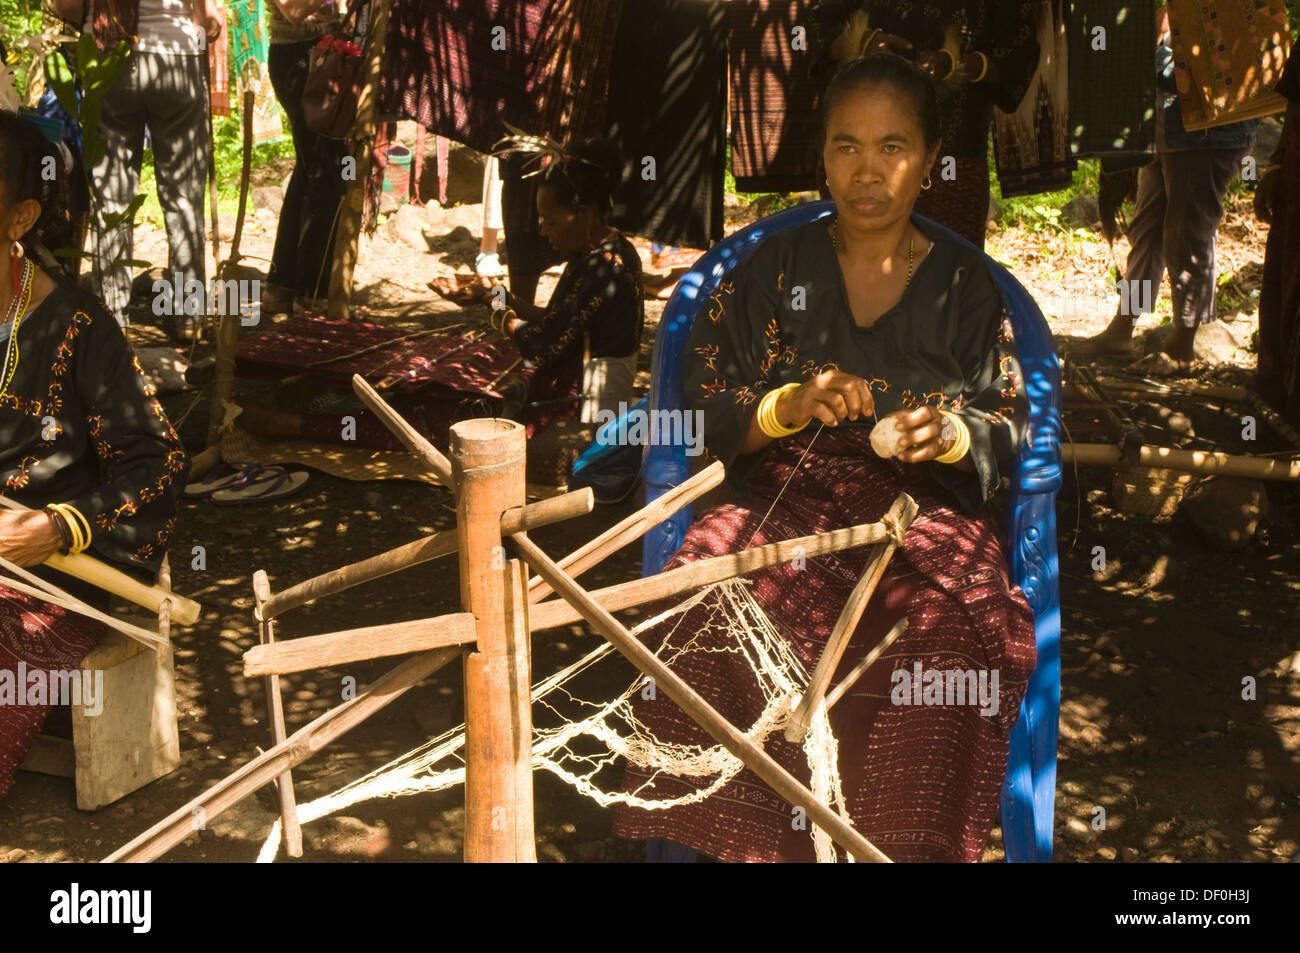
[19,559,182,810]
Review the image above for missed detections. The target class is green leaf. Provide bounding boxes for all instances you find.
[51,247,93,259]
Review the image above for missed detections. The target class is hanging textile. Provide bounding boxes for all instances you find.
[208,9,231,117]
[228,0,283,143]
[380,0,622,153]
[1167,0,1292,131]
[605,0,728,249]
[729,0,823,194]
[1068,0,1157,157]
[995,0,1075,197]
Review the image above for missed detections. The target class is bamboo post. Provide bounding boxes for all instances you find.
[509,532,891,863]
[451,419,535,862]
[253,571,303,858]
[328,0,394,319]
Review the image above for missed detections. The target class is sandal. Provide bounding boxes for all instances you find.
[183,463,264,499]
[212,467,310,505]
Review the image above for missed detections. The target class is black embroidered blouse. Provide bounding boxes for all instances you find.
[0,282,188,580]
[514,235,644,368]
[684,217,1028,512]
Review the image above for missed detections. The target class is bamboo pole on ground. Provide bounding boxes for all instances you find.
[1062,442,1300,480]
[328,0,394,319]
[104,645,462,863]
[452,419,535,862]
[509,532,891,864]
[784,494,917,742]
[253,571,303,858]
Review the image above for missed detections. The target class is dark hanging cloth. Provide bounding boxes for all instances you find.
[808,1,1041,246]
[0,282,188,579]
[604,0,728,250]
[380,0,622,154]
[1068,0,1157,158]
[729,0,825,194]
[993,0,1076,197]
[1257,53,1300,428]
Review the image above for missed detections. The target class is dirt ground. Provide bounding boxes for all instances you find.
[1,170,1297,864]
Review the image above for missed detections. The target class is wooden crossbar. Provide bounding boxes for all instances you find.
[104,646,462,862]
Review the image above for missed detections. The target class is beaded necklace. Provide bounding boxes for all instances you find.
[0,257,34,398]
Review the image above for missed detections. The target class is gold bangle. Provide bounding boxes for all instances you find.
[934,411,970,464]
[48,503,92,554]
[971,51,989,83]
[756,383,807,439]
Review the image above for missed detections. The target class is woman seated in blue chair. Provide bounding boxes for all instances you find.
[612,54,1036,862]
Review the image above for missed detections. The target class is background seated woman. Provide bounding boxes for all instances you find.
[611,54,1036,862]
[236,138,644,474]
[0,112,188,800]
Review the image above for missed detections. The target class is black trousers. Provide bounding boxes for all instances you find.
[267,40,349,299]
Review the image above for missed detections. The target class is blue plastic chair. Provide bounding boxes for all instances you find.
[634,200,1063,862]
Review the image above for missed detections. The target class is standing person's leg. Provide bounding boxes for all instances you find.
[476,155,506,277]
[501,153,560,305]
[269,41,348,302]
[142,51,210,333]
[1158,146,1250,363]
[91,52,147,324]
[1077,157,1169,353]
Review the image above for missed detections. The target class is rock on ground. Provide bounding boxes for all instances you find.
[1181,477,1269,551]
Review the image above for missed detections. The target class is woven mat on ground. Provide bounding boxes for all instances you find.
[220,420,446,487]
[236,313,524,398]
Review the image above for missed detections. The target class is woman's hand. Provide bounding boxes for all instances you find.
[779,370,875,429]
[885,406,959,464]
[862,31,914,57]
[1255,166,1282,224]
[916,49,956,78]
[202,0,225,42]
[0,510,63,569]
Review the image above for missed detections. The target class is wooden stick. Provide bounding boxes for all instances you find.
[526,461,725,603]
[0,557,165,650]
[253,571,303,858]
[0,497,201,624]
[452,418,535,862]
[305,328,446,367]
[785,494,917,742]
[243,611,476,678]
[257,488,592,621]
[1062,442,1300,480]
[327,0,394,319]
[824,618,909,712]
[351,374,455,486]
[528,517,899,633]
[509,532,890,863]
[103,646,461,863]
[248,512,897,677]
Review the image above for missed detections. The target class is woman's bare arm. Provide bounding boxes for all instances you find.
[269,0,332,27]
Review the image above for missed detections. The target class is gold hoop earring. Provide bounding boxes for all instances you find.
[10,240,22,259]
[922,176,933,190]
